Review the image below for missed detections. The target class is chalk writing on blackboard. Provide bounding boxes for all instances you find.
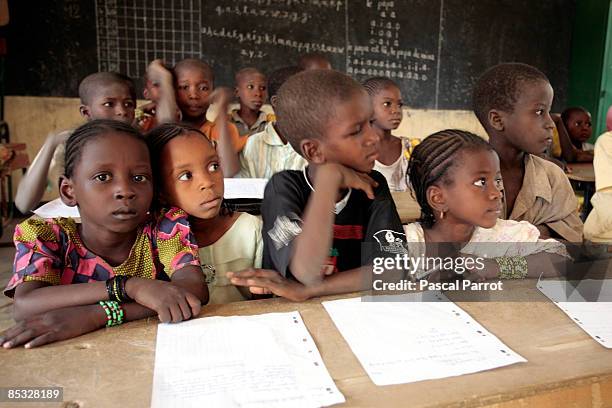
[94,0,438,94]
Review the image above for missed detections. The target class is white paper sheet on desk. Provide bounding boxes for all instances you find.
[223,178,267,199]
[537,279,612,348]
[151,311,344,408]
[322,293,526,386]
[33,198,80,219]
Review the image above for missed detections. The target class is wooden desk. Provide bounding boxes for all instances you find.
[3,280,612,407]
[391,191,421,224]
[567,162,595,183]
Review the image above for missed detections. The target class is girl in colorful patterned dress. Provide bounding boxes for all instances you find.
[0,120,208,348]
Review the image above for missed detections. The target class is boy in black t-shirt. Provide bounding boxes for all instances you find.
[227,70,406,300]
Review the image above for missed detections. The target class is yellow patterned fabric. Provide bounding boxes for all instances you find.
[6,208,200,297]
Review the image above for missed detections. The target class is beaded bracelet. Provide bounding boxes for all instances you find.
[495,256,528,279]
[99,300,125,327]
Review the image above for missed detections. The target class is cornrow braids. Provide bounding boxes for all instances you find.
[362,76,399,97]
[64,119,143,178]
[145,122,222,213]
[407,129,493,228]
[146,122,214,188]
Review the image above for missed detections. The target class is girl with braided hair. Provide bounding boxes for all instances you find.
[1,119,208,348]
[363,77,419,192]
[404,129,569,281]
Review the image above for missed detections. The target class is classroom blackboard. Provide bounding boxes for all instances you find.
[6,0,574,110]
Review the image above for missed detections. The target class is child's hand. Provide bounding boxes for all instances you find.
[0,305,105,349]
[227,269,312,302]
[146,59,172,83]
[208,87,233,111]
[126,278,201,323]
[320,164,379,199]
[50,130,71,148]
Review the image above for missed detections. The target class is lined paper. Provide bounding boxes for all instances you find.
[537,278,612,348]
[323,293,525,386]
[151,311,344,408]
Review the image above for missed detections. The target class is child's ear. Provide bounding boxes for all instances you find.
[143,87,150,100]
[234,87,240,98]
[300,138,325,164]
[59,176,77,207]
[426,185,448,213]
[79,105,91,120]
[488,109,504,132]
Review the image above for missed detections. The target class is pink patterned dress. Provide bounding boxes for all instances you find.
[5,207,200,297]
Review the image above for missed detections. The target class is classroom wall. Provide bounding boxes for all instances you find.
[5,96,486,203]
[567,0,610,139]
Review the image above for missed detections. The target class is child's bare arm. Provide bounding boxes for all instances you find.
[12,265,207,322]
[0,300,166,349]
[209,88,240,176]
[15,130,70,213]
[290,164,377,285]
[228,265,375,301]
[146,59,178,124]
[553,114,577,162]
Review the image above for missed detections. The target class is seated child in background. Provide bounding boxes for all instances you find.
[473,62,583,242]
[171,58,241,175]
[228,70,406,300]
[148,123,262,304]
[230,67,273,137]
[136,59,180,132]
[553,107,595,163]
[297,52,332,70]
[404,129,569,281]
[233,65,307,179]
[363,76,418,192]
[15,72,137,214]
[0,120,208,348]
[584,110,612,243]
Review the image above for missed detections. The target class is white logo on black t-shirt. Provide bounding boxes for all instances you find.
[373,230,408,254]
[268,214,303,250]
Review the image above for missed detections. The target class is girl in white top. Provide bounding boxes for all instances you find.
[363,77,410,192]
[148,123,263,304]
[404,129,569,281]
